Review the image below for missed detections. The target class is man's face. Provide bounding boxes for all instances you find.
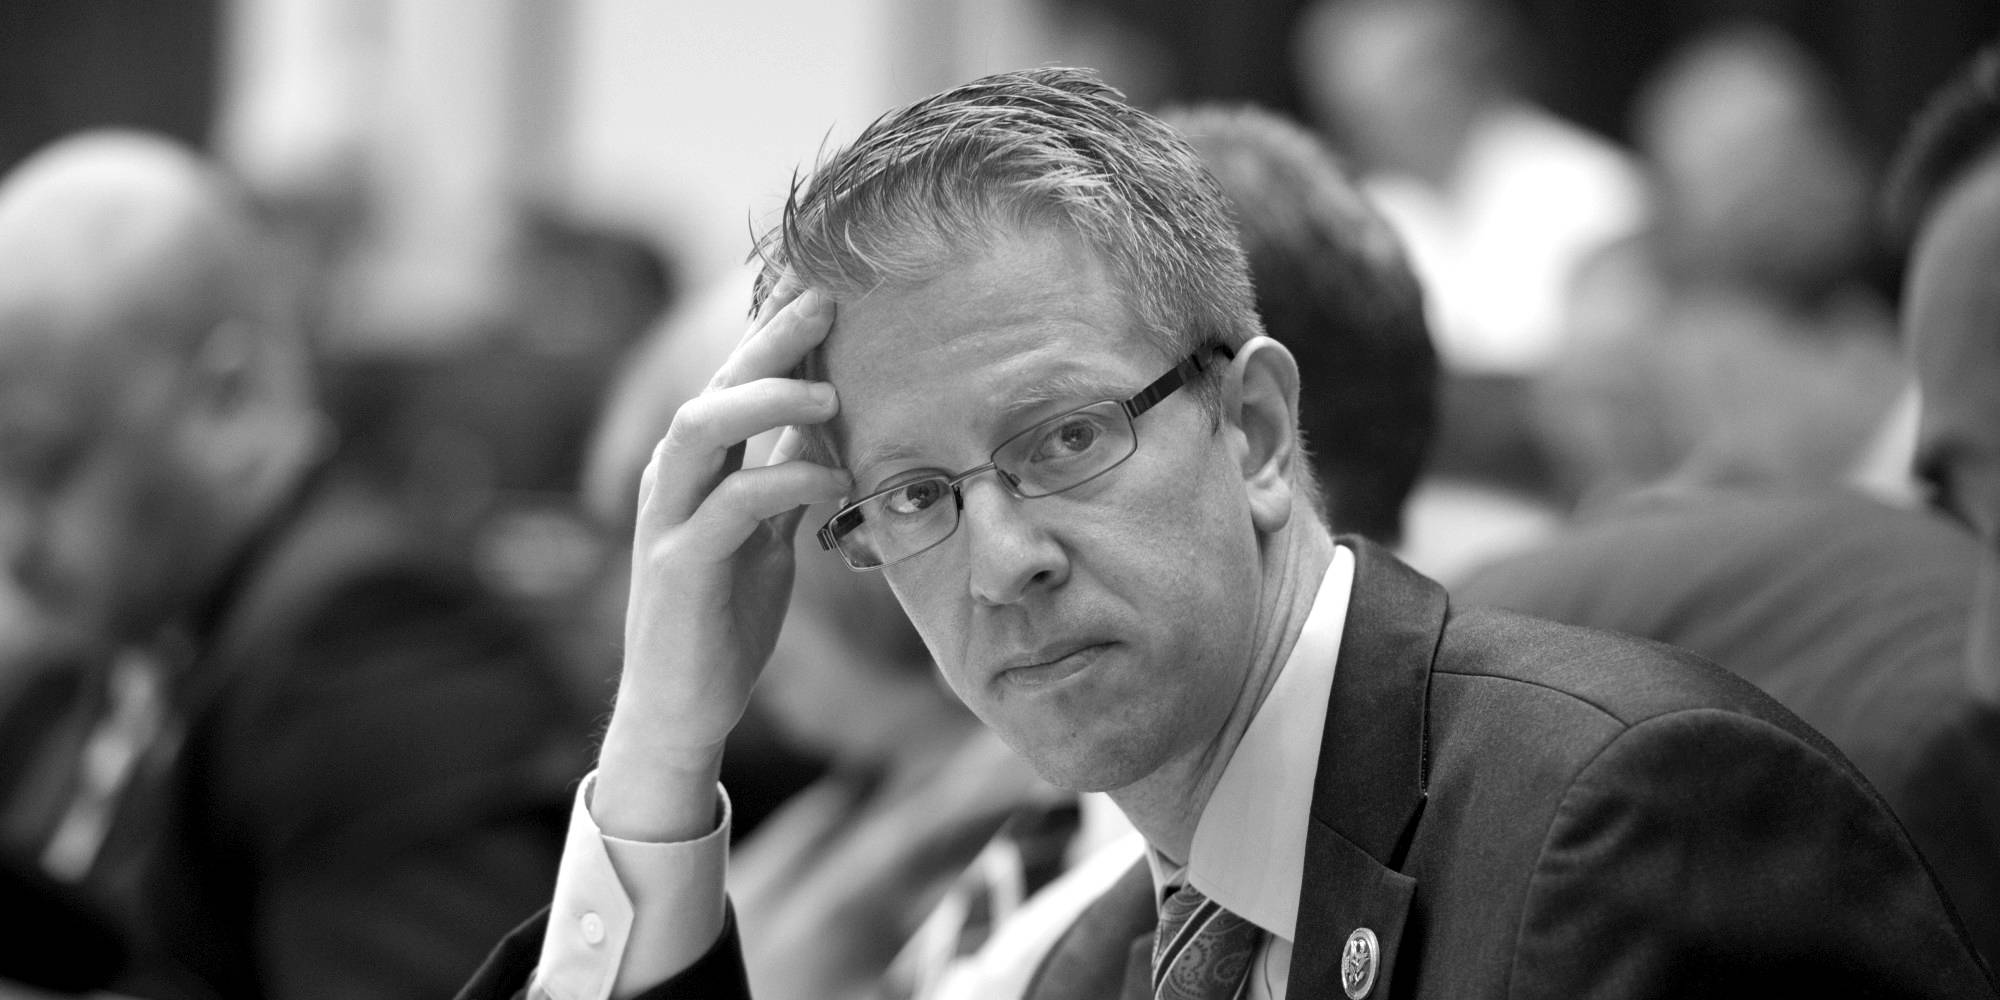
[0,357,216,644]
[819,224,1266,793]
[1903,152,2000,541]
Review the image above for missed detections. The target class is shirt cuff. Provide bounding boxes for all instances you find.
[532,772,731,1000]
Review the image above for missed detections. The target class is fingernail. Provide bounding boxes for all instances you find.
[812,382,837,408]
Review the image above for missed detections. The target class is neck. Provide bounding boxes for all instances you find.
[1108,508,1337,863]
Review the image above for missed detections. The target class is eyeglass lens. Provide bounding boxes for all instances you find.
[834,399,1138,568]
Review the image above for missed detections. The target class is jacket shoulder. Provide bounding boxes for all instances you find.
[1432,603,1833,749]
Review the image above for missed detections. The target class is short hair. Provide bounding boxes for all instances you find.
[1165,104,1436,543]
[1882,43,2000,254]
[749,67,1262,443]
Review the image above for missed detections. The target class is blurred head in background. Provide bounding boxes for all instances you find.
[1165,103,1436,545]
[1632,20,1874,304]
[1293,0,1527,186]
[1884,43,2000,543]
[0,131,325,647]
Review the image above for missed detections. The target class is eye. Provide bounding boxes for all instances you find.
[1027,412,1108,464]
[881,477,949,516]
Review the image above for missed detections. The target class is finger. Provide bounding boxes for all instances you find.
[642,379,840,523]
[748,275,806,334]
[673,460,853,560]
[709,288,833,392]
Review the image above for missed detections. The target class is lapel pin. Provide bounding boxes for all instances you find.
[1341,926,1380,998]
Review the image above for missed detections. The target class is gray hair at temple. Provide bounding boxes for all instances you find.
[749,67,1262,446]
[1164,103,1436,544]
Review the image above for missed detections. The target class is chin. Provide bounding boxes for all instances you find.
[1005,724,1164,794]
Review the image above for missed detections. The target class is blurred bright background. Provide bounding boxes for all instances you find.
[3,0,1996,618]
[7,0,1994,345]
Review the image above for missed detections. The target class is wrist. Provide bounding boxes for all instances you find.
[594,720,728,842]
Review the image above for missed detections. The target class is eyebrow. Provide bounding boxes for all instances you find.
[1001,368,1138,416]
[848,367,1141,489]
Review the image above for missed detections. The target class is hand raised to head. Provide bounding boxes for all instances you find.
[597,283,851,840]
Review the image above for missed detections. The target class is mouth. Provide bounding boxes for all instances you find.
[997,642,1110,689]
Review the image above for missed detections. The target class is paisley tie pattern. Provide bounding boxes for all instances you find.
[1151,882,1263,1000]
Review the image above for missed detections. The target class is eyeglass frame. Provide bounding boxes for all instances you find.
[815,342,1236,571]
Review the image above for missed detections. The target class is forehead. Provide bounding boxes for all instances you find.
[820,226,1158,468]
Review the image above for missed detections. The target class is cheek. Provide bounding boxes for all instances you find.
[1140,436,1258,563]
[882,572,964,683]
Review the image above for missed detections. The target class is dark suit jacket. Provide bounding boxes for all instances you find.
[461,538,1995,999]
[89,477,593,1000]
[1455,489,2000,970]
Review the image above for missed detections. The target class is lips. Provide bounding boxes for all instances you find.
[996,642,1109,689]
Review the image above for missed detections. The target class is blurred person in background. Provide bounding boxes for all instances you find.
[1287,0,1641,577]
[317,208,678,709]
[0,131,589,999]
[1291,0,1648,509]
[1291,0,1648,379]
[1535,20,1909,509]
[1454,42,2000,967]
[1885,41,2000,680]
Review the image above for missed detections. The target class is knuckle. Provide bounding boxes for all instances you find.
[666,399,715,448]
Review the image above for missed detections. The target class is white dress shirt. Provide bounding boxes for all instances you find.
[532,544,1355,1000]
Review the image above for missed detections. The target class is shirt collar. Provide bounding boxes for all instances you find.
[1145,544,1355,941]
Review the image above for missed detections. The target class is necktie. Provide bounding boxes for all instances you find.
[1151,882,1263,1000]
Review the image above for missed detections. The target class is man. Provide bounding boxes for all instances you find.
[465,69,1994,999]
[1456,45,2000,966]
[0,132,589,998]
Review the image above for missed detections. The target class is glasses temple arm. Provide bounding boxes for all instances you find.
[1121,343,1235,418]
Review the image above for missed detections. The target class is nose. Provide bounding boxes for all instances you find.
[956,474,1068,606]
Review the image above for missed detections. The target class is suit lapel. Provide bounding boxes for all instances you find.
[1289,538,1442,998]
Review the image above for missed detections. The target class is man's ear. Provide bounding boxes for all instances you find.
[1222,336,1302,534]
[182,317,326,495]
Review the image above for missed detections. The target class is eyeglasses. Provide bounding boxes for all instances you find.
[817,344,1233,571]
